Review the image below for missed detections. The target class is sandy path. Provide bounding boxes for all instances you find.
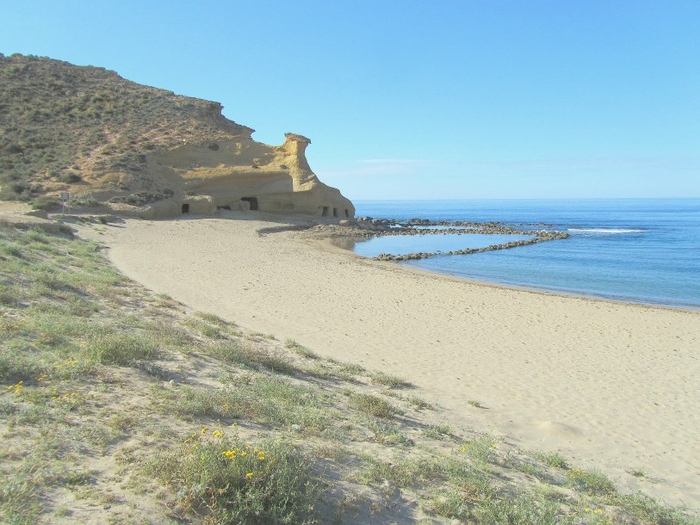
[78,213,700,510]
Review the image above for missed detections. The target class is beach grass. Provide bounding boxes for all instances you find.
[1,222,699,524]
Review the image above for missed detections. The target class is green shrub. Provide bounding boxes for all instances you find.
[31,195,59,211]
[370,371,412,389]
[349,393,398,419]
[566,468,617,496]
[620,493,697,525]
[474,492,560,524]
[150,436,317,524]
[56,172,81,183]
[460,436,498,467]
[84,332,159,365]
[284,339,318,359]
[535,451,569,470]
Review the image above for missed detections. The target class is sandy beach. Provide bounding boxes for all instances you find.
[77,212,700,511]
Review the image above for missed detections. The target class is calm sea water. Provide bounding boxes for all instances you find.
[352,199,700,309]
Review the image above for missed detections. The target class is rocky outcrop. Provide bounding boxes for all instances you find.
[129,130,354,219]
[0,54,355,219]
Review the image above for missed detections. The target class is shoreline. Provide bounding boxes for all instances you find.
[75,212,700,511]
[319,228,699,313]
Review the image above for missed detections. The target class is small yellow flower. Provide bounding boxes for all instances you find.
[8,381,23,394]
[246,472,254,478]
[201,427,207,435]
[212,429,224,438]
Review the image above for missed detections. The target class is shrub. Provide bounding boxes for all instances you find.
[57,172,81,183]
[84,332,159,365]
[566,468,617,496]
[150,436,317,524]
[31,195,60,211]
[535,451,569,470]
[349,393,398,419]
[474,492,560,524]
[370,371,412,389]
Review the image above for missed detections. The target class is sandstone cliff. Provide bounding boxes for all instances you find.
[0,54,354,218]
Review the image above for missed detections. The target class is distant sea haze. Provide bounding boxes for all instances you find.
[352,198,700,310]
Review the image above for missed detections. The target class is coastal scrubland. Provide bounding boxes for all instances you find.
[1,220,698,524]
[0,54,249,208]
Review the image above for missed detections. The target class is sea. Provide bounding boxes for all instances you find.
[351,198,700,310]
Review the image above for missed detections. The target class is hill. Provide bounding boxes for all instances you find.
[0,53,354,218]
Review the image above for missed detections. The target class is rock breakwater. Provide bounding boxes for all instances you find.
[356,217,569,261]
[298,216,570,261]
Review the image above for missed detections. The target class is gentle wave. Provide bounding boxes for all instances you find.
[567,228,647,234]
[354,199,700,309]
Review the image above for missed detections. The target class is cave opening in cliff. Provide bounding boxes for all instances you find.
[242,197,259,211]
[322,206,329,217]
[181,204,190,214]
[333,208,338,217]
[345,209,350,217]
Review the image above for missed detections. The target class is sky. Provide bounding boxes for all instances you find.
[2,0,699,201]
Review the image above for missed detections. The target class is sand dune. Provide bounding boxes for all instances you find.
[77,212,700,510]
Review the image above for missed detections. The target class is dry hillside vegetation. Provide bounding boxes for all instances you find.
[0,53,250,208]
[1,218,698,524]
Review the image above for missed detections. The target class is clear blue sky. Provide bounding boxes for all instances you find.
[3,1,699,200]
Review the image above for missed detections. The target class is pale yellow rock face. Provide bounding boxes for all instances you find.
[130,133,354,219]
[0,54,354,218]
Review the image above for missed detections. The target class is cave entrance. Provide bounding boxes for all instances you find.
[181,203,190,214]
[322,206,329,217]
[242,197,259,211]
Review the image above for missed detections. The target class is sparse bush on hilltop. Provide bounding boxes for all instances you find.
[0,54,252,206]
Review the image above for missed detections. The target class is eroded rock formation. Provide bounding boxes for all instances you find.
[134,130,354,219]
[0,54,355,219]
